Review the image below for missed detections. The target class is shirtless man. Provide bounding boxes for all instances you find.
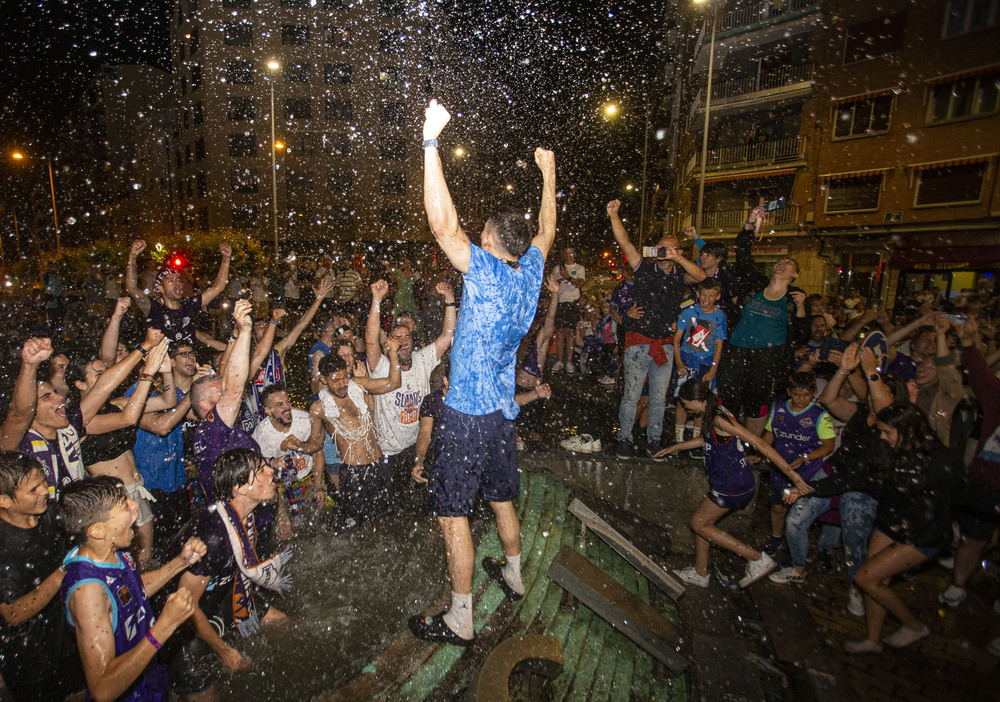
[311,339,401,528]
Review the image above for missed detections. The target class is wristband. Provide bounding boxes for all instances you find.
[134,345,149,358]
[422,138,438,149]
[145,631,162,650]
[835,369,850,375]
[270,319,280,325]
[444,302,457,307]
[139,373,155,382]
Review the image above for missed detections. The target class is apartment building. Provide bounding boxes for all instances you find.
[661,0,999,302]
[169,0,444,252]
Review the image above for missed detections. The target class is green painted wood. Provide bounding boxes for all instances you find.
[584,627,619,702]
[566,616,612,702]
[607,642,636,702]
[554,610,606,701]
[550,608,593,700]
[632,649,653,700]
[518,487,572,631]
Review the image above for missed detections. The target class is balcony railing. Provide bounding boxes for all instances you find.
[683,135,806,180]
[719,0,820,33]
[711,62,814,102]
[701,205,800,231]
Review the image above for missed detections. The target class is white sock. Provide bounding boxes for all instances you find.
[502,553,524,595]
[441,591,473,639]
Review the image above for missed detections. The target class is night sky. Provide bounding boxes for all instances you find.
[0,0,662,251]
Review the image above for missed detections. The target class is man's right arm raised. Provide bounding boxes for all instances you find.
[423,100,471,274]
[607,200,640,270]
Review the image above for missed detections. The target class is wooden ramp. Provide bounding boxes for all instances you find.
[464,634,563,702]
[317,470,688,701]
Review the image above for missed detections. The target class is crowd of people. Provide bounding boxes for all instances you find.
[0,96,999,702]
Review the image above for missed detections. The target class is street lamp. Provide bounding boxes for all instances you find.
[604,102,618,118]
[694,0,719,233]
[267,60,281,259]
[454,147,465,158]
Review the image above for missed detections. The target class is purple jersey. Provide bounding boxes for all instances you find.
[766,401,834,488]
[193,407,260,502]
[703,408,756,497]
[241,346,285,434]
[518,337,542,379]
[62,548,168,702]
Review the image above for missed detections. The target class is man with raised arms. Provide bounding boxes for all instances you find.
[407,100,556,646]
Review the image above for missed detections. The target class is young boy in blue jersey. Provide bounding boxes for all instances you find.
[408,100,556,646]
[673,278,727,451]
[59,476,206,702]
[761,372,836,558]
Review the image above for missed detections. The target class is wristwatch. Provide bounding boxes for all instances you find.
[868,372,881,383]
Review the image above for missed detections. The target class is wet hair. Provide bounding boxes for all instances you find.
[678,379,720,441]
[429,356,450,393]
[875,402,938,485]
[64,355,102,407]
[190,374,221,419]
[58,476,128,538]
[698,278,722,294]
[170,343,195,358]
[699,241,728,263]
[0,452,44,499]
[486,212,532,258]
[260,383,287,408]
[318,353,349,377]
[787,371,817,393]
[335,339,355,353]
[214,449,265,502]
[881,374,910,405]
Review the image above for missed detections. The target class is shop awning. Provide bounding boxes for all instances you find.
[925,64,1000,86]
[887,245,1000,269]
[817,167,890,181]
[906,153,996,171]
[829,88,895,106]
[698,168,797,183]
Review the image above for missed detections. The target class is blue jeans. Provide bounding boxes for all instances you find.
[618,343,674,446]
[786,491,878,584]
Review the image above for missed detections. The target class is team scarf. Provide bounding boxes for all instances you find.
[214,501,293,638]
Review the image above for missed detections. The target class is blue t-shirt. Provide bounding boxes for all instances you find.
[446,244,544,419]
[676,305,727,365]
[125,383,186,492]
[729,291,788,348]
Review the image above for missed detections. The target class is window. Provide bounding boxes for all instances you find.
[198,207,209,231]
[284,98,312,120]
[175,149,182,169]
[380,0,405,17]
[195,136,206,161]
[183,109,190,130]
[229,133,257,158]
[324,63,352,84]
[231,168,259,193]
[380,171,406,194]
[185,144,192,163]
[180,76,187,95]
[190,26,200,55]
[190,65,201,91]
[943,0,1000,38]
[282,25,309,45]
[824,175,882,213]
[323,26,351,45]
[322,133,350,156]
[223,0,250,8]
[327,171,353,198]
[381,207,406,228]
[289,134,314,156]
[379,67,403,91]
[286,170,314,193]
[379,101,406,126]
[833,95,893,138]
[915,163,987,206]
[227,97,255,121]
[325,99,352,120]
[843,13,906,64]
[325,0,350,8]
[223,21,252,47]
[285,62,311,83]
[379,137,405,160]
[179,43,185,63]
[379,30,405,53]
[193,101,203,125]
[226,60,254,84]
[196,172,207,198]
[232,205,259,228]
[927,71,1000,124]
[281,0,310,6]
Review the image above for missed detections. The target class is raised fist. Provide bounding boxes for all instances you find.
[606,200,621,217]
[21,338,53,365]
[534,147,554,175]
[114,297,131,317]
[130,240,146,258]
[371,279,389,301]
[219,243,232,260]
[179,537,207,566]
[161,588,196,629]
[423,99,451,140]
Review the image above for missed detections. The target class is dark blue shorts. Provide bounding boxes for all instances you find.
[429,405,519,517]
[708,486,755,510]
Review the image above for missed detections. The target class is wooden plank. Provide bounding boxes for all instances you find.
[749,583,819,664]
[547,546,690,674]
[464,635,563,702]
[569,498,685,601]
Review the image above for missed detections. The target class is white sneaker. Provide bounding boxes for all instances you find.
[559,434,601,453]
[938,585,967,608]
[844,639,883,654]
[566,362,575,374]
[739,553,776,588]
[673,566,710,588]
[597,375,615,385]
[768,566,806,584]
[883,624,929,649]
[847,587,865,617]
[551,361,564,372]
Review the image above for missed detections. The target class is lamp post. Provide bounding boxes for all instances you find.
[694,0,719,233]
[10,151,60,254]
[267,60,281,259]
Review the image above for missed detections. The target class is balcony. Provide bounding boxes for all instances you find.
[684,135,807,181]
[698,205,801,233]
[718,0,821,34]
[711,62,814,103]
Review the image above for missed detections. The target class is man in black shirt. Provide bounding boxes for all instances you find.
[607,199,706,459]
[0,452,83,701]
[126,239,232,345]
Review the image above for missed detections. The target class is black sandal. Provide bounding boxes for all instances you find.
[407,613,475,647]
[482,557,524,601]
